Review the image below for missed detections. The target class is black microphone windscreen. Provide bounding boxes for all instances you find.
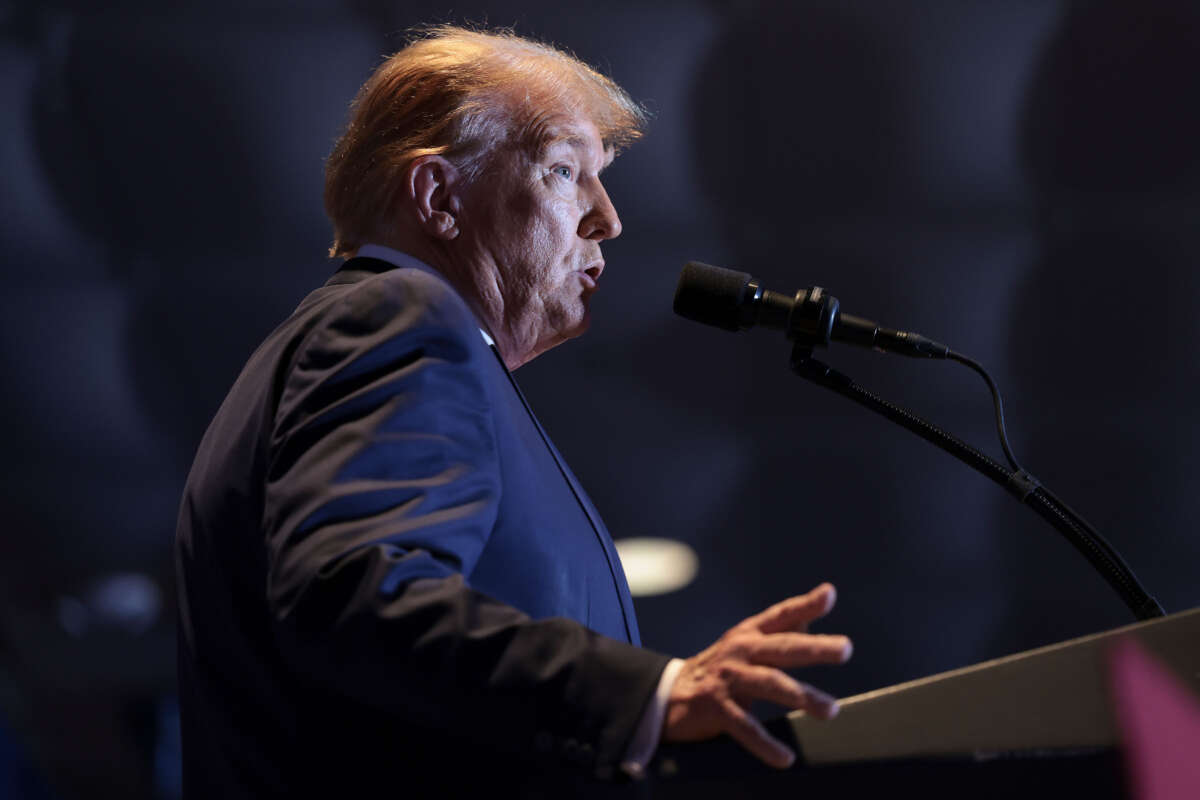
[673,261,753,332]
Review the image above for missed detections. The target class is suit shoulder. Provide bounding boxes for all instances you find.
[289,267,491,390]
[332,267,476,335]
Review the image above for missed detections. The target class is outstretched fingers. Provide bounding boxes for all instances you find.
[748,583,838,634]
[718,697,795,769]
[743,632,853,668]
[726,663,840,720]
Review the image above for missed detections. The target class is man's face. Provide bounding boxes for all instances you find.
[455,112,622,365]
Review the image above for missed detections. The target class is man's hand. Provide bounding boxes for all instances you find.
[661,582,852,768]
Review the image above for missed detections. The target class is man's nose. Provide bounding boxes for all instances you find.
[579,181,622,241]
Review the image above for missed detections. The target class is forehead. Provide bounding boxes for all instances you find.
[534,114,614,168]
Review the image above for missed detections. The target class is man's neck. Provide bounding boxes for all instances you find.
[353,243,503,355]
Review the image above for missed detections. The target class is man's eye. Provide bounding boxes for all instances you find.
[552,165,573,180]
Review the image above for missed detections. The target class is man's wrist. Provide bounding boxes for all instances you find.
[619,657,686,779]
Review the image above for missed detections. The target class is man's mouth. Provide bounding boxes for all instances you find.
[579,261,604,290]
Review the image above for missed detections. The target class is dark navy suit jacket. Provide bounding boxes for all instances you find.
[175,257,668,796]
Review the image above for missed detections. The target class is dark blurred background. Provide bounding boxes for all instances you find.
[2,0,1198,796]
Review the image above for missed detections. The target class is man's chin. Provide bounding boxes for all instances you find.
[528,304,591,361]
[557,301,592,339]
[574,306,592,334]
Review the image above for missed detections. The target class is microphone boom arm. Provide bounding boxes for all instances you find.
[789,344,1165,622]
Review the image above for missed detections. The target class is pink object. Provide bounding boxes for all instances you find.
[1108,637,1200,800]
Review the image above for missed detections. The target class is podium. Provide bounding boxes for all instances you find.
[642,607,1200,799]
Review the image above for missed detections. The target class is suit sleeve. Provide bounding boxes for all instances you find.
[261,270,669,773]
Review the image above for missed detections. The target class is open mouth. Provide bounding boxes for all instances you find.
[580,262,604,290]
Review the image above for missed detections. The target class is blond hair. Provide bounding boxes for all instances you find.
[323,25,646,259]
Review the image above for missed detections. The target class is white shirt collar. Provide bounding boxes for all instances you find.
[355,243,495,348]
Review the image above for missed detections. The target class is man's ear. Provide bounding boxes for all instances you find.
[406,155,463,241]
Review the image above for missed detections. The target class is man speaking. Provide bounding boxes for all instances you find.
[175,25,851,796]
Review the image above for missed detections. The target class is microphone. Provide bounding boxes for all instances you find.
[673,261,949,358]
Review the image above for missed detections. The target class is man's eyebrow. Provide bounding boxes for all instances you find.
[539,133,589,156]
[538,133,614,172]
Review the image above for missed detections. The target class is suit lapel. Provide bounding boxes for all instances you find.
[486,345,641,646]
